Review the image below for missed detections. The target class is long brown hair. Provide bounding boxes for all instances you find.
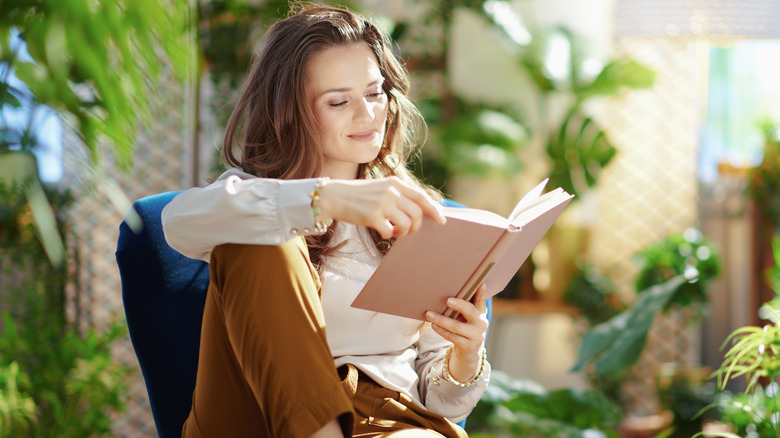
[222,3,441,269]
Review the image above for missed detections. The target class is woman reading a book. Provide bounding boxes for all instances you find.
[162,4,490,438]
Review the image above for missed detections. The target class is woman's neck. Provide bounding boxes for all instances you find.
[320,162,360,180]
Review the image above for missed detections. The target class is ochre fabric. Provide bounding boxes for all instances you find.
[181,239,468,438]
[181,239,354,438]
[340,364,468,438]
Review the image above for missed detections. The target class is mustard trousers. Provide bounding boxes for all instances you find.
[181,239,467,438]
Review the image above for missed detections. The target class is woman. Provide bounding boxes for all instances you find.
[162,4,490,438]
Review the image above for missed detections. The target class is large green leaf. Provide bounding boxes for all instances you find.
[571,276,687,377]
[503,387,622,430]
[576,59,656,103]
[467,370,621,437]
[546,110,617,198]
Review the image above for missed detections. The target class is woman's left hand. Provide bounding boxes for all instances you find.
[425,284,489,383]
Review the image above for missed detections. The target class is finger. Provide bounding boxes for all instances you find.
[385,208,413,237]
[474,284,489,313]
[426,310,479,340]
[429,320,469,346]
[395,196,424,234]
[370,216,394,239]
[395,183,446,225]
[444,296,482,324]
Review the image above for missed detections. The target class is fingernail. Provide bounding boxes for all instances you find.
[426,311,435,320]
[447,297,457,306]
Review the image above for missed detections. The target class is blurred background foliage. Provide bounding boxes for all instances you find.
[0,180,130,438]
[0,0,192,167]
[1,0,192,436]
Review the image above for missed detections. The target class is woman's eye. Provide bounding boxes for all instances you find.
[367,91,385,99]
[329,101,347,108]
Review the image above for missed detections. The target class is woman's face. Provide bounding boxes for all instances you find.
[307,42,389,179]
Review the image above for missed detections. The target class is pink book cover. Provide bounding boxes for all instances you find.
[351,181,573,321]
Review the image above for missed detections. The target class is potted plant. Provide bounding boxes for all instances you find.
[571,228,721,377]
[697,236,780,438]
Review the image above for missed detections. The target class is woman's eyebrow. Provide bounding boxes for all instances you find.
[321,78,384,95]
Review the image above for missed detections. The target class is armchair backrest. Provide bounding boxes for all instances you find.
[116,192,209,438]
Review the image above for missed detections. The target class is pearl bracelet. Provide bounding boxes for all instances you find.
[310,177,333,234]
[442,345,487,388]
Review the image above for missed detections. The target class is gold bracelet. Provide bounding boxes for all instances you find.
[442,345,487,388]
[310,177,333,234]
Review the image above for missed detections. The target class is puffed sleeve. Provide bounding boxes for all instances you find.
[161,168,322,262]
[414,325,491,423]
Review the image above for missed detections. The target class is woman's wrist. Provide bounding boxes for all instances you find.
[310,177,333,234]
[442,345,487,388]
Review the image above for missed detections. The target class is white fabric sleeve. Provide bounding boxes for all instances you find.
[161,168,321,262]
[414,326,491,423]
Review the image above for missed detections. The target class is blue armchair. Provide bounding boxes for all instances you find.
[116,192,207,438]
[116,192,490,437]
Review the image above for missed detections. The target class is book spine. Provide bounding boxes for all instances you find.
[442,229,519,318]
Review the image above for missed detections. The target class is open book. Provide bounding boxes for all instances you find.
[350,179,574,321]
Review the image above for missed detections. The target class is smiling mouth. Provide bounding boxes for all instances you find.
[348,130,379,142]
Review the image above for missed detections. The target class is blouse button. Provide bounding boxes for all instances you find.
[290,228,299,235]
[303,228,311,234]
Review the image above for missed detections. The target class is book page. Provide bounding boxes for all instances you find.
[442,206,510,228]
[510,188,571,227]
[508,178,549,221]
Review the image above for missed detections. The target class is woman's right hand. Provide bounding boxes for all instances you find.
[317,177,447,239]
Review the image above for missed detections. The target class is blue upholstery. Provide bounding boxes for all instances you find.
[117,192,490,437]
[116,191,208,438]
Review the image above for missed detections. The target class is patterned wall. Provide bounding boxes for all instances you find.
[63,65,197,436]
[592,36,703,415]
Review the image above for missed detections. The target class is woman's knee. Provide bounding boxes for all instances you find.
[210,238,315,283]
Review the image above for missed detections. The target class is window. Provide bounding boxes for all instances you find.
[1,29,63,183]
[698,40,780,181]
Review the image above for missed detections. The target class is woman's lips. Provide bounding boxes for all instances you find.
[348,130,378,142]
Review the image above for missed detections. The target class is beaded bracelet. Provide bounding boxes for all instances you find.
[310,177,333,234]
[442,345,487,388]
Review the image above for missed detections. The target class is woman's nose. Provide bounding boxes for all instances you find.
[353,98,376,123]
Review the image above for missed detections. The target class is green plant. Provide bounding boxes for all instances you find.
[1,0,192,166]
[572,229,721,377]
[0,362,36,435]
[634,228,722,320]
[694,236,780,438]
[563,265,628,405]
[564,265,623,326]
[465,369,622,438]
[571,275,688,377]
[484,17,656,199]
[0,180,131,438]
[656,363,718,438]
[1,0,194,265]
[413,97,529,192]
[747,122,780,227]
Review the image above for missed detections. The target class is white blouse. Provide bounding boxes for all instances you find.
[161,169,489,422]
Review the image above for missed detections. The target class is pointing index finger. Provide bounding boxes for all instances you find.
[398,185,447,225]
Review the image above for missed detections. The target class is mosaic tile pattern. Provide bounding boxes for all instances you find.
[592,36,702,416]
[63,65,196,436]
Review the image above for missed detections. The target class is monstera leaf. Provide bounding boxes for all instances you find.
[546,110,616,198]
